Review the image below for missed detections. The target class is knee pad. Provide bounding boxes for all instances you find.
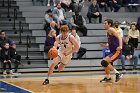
[101,60,109,67]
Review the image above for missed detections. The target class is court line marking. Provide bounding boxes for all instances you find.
[0,80,35,93]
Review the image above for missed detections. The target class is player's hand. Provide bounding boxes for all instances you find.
[116,46,122,51]
[4,60,7,63]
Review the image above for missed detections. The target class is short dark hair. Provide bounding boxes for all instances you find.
[46,9,52,13]
[104,19,113,27]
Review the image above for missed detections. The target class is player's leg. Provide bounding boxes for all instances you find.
[43,56,61,85]
[100,57,112,82]
[58,63,66,72]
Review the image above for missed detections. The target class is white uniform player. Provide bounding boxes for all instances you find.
[43,25,79,85]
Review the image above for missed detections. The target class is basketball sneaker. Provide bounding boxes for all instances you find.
[43,79,49,85]
[100,77,112,82]
[115,73,123,82]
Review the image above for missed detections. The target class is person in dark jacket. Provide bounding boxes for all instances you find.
[121,36,138,70]
[10,41,22,73]
[0,42,13,75]
[97,0,109,12]
[0,31,11,49]
[70,12,87,36]
[87,0,102,23]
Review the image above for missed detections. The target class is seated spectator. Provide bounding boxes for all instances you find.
[127,0,139,12]
[128,23,139,48]
[87,0,102,23]
[97,0,109,12]
[114,21,123,38]
[44,9,58,31]
[45,21,60,36]
[70,0,84,12]
[70,12,87,36]
[121,36,138,70]
[0,42,13,75]
[107,0,121,12]
[53,3,72,29]
[44,29,56,53]
[10,41,22,73]
[71,28,87,58]
[60,0,72,12]
[136,16,140,31]
[0,31,11,49]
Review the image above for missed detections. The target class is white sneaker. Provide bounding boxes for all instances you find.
[9,70,14,74]
[3,70,7,75]
[47,4,50,6]
[69,10,72,12]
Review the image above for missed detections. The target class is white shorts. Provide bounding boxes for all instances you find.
[58,51,72,65]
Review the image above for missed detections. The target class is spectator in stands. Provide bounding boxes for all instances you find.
[71,28,87,58]
[114,21,123,38]
[60,0,72,12]
[70,0,84,12]
[107,0,121,12]
[87,0,102,23]
[45,21,60,36]
[44,9,58,31]
[126,0,139,12]
[136,16,140,31]
[1,42,13,75]
[128,23,139,48]
[70,11,87,36]
[10,41,22,73]
[53,3,72,29]
[121,36,138,70]
[0,31,11,49]
[97,0,109,12]
[44,29,56,53]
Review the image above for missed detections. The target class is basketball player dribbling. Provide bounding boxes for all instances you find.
[43,25,79,85]
[100,19,123,82]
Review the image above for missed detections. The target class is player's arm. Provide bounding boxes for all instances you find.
[68,35,80,54]
[109,28,122,50]
[53,36,59,49]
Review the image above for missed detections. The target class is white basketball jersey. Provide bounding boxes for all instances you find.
[58,33,73,53]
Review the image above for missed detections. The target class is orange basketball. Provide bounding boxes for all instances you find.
[48,47,58,58]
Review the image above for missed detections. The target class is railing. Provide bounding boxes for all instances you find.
[26,35,31,64]
[2,0,4,7]
[19,21,23,44]
[13,8,17,32]
[7,0,11,20]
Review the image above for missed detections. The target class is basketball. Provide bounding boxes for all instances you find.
[48,47,58,58]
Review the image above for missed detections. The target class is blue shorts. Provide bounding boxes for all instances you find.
[108,50,122,62]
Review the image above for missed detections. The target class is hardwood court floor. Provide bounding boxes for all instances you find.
[0,71,140,93]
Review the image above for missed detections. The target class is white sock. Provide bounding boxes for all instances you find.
[106,74,110,79]
[113,68,119,74]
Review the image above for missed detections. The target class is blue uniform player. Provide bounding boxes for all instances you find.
[100,19,123,82]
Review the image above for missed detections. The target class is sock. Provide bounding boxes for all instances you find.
[113,68,119,74]
[106,74,110,79]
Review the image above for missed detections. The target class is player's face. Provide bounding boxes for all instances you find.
[104,21,109,29]
[61,31,68,38]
